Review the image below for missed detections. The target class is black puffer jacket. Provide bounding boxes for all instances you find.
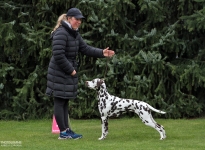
[46,21,104,99]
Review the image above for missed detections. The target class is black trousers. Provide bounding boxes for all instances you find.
[54,97,70,132]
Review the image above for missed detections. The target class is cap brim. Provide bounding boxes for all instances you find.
[74,15,85,19]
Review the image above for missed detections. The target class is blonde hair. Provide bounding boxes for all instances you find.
[52,14,67,33]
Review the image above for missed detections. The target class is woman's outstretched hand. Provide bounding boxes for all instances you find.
[103,47,115,57]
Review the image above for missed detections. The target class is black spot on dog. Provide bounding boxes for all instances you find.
[140,105,143,110]
[139,111,143,115]
[143,106,148,111]
[156,123,161,128]
[135,104,139,109]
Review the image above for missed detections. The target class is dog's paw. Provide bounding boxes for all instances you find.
[98,137,105,140]
[160,137,166,140]
[160,134,167,140]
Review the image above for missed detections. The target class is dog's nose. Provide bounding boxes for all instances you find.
[85,81,88,86]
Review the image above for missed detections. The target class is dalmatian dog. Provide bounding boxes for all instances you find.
[85,78,166,140]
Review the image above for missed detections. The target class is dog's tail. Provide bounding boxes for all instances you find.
[147,104,166,114]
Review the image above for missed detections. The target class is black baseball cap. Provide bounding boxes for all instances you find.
[66,8,85,19]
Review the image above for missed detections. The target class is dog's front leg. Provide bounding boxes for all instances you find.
[98,116,108,140]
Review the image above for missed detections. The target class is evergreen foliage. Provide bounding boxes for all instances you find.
[0,0,205,120]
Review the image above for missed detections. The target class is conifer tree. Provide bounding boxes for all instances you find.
[0,0,205,119]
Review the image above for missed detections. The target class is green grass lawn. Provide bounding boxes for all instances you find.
[0,117,204,150]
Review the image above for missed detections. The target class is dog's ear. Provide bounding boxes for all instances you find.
[97,79,104,88]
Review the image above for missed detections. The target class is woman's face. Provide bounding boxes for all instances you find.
[68,17,82,30]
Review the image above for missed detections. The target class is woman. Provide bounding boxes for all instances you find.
[46,8,115,140]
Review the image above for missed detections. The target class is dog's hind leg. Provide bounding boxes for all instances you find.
[99,116,109,140]
[139,113,166,140]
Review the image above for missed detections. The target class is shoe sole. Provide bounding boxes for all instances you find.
[58,136,72,140]
[58,136,82,140]
[73,136,83,140]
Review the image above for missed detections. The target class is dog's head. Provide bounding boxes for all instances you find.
[85,78,104,90]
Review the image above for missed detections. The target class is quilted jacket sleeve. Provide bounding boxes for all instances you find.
[78,36,105,58]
